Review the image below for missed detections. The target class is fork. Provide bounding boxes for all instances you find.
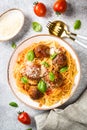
[47,21,87,49]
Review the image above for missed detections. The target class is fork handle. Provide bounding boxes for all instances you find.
[69,36,87,49]
[75,39,87,49]
[70,33,87,40]
[77,34,87,40]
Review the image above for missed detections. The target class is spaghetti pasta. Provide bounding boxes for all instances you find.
[13,40,77,107]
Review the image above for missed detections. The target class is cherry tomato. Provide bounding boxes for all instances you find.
[18,112,31,125]
[33,2,46,17]
[53,0,67,13]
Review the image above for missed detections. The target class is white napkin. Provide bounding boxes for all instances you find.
[35,89,87,130]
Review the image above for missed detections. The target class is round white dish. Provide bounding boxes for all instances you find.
[0,8,24,41]
[7,34,81,110]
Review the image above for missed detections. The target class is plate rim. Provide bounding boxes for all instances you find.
[7,34,81,110]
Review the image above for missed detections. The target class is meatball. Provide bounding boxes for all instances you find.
[28,86,44,100]
[21,62,41,80]
[43,72,63,88]
[52,53,67,68]
[34,45,50,58]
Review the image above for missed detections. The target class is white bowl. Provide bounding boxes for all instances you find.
[7,34,81,110]
[0,8,24,41]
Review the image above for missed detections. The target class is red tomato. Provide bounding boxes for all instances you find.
[33,2,46,17]
[53,0,67,13]
[18,112,31,125]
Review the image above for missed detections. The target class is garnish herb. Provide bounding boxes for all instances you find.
[38,80,47,93]
[26,128,32,130]
[49,72,55,81]
[41,61,50,68]
[11,42,16,49]
[9,102,18,107]
[60,66,68,73]
[74,20,81,30]
[50,52,57,60]
[32,22,42,32]
[21,76,28,84]
[27,50,35,61]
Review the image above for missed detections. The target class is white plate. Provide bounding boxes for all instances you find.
[7,34,81,110]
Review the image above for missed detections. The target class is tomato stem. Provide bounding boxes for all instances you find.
[55,12,61,16]
[17,111,24,115]
[33,1,38,5]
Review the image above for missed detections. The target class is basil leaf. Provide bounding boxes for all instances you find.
[38,80,47,93]
[74,20,81,30]
[21,76,28,84]
[9,102,18,107]
[49,72,55,81]
[32,22,42,32]
[27,50,35,61]
[11,42,16,49]
[41,61,50,68]
[50,53,57,60]
[60,66,68,73]
[26,128,32,130]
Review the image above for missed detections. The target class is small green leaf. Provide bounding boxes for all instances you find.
[41,61,50,68]
[27,50,35,61]
[21,76,28,84]
[9,102,18,107]
[50,53,57,60]
[60,66,68,73]
[49,72,55,81]
[38,80,47,93]
[26,128,32,130]
[74,20,81,30]
[11,42,16,49]
[32,22,42,32]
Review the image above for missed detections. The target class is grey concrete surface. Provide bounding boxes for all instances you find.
[0,0,87,130]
